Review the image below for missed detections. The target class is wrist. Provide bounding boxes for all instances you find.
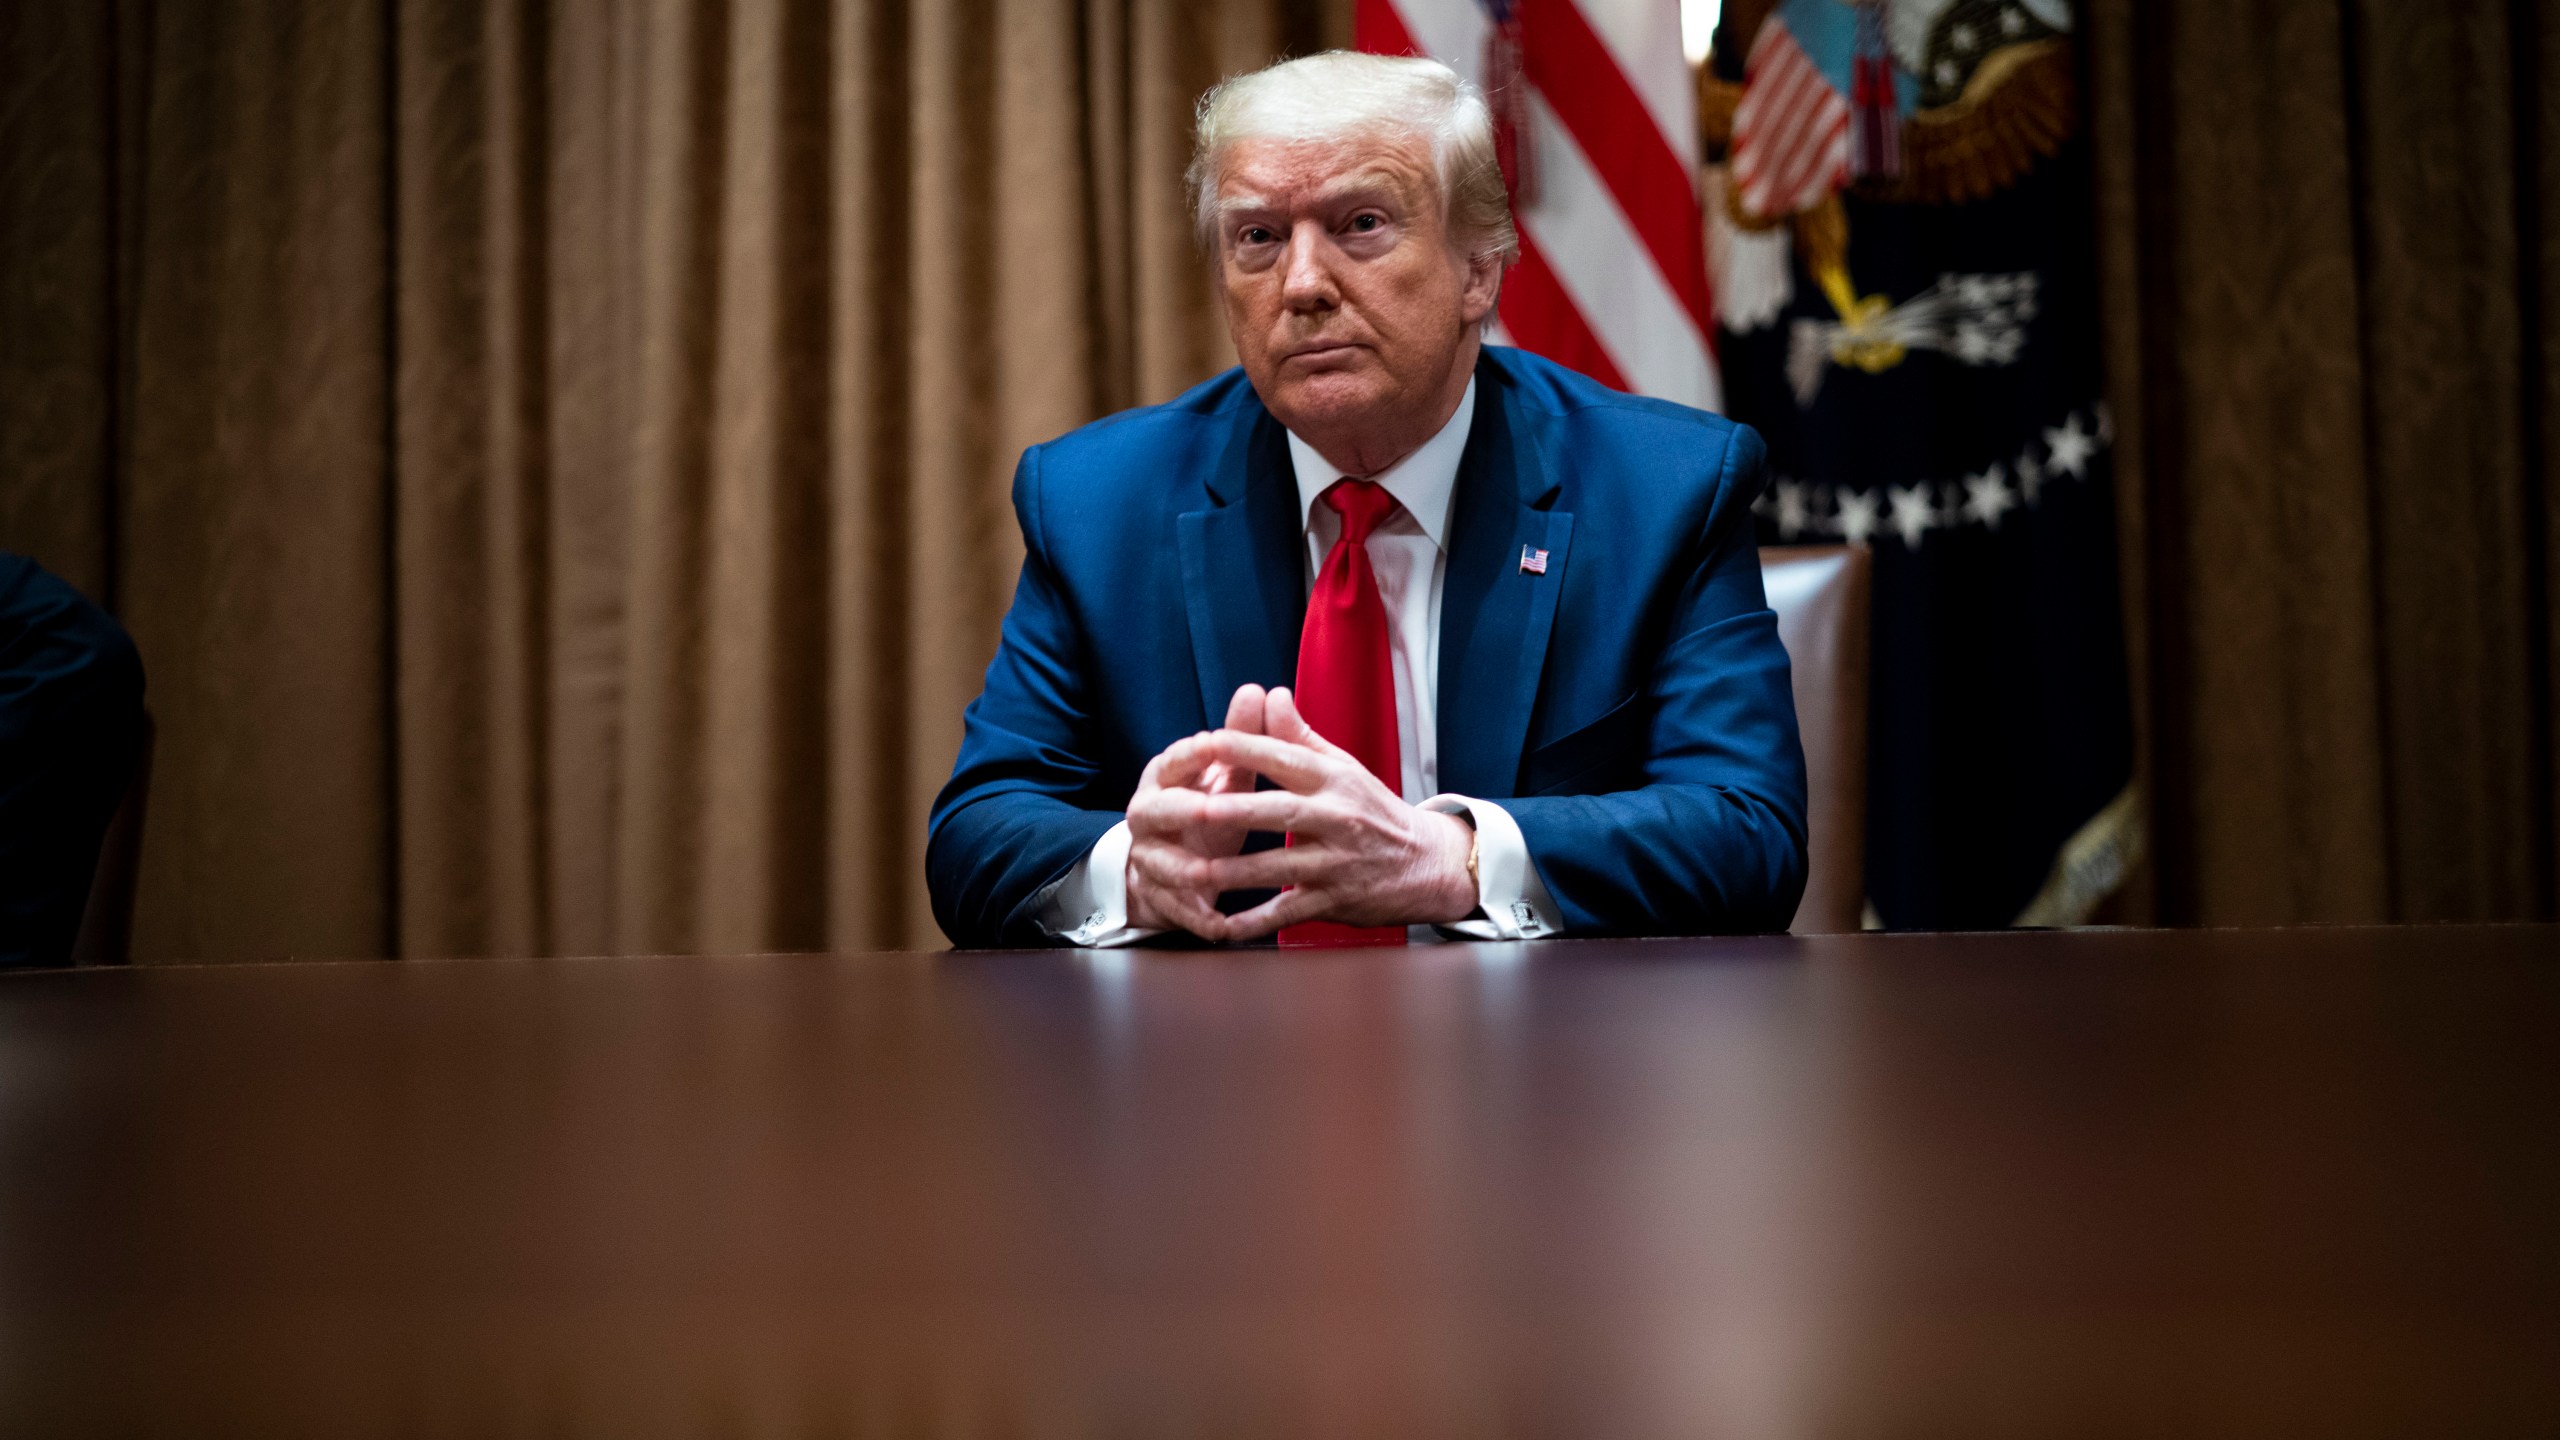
[1422,810,1480,924]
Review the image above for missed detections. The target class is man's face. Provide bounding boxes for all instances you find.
[1210,131,1500,453]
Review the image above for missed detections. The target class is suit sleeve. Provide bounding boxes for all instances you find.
[925,446,1126,947]
[0,556,146,967]
[1501,426,1810,935]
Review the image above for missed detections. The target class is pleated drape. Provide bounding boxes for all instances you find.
[2,0,1343,961]
[23,0,2555,951]
[2087,0,2560,925]
[2,0,401,961]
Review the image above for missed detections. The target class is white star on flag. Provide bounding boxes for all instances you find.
[1774,479,1811,538]
[1835,487,1882,545]
[1887,484,1937,548]
[1962,465,2018,528]
[2044,412,2097,478]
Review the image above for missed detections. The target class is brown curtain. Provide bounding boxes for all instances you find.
[2087,0,2560,926]
[15,0,2558,953]
[1,0,1346,961]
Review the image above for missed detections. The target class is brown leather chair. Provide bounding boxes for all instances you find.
[1760,547,1870,934]
[70,711,155,966]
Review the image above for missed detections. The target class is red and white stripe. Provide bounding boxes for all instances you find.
[1729,17,1851,220]
[1357,0,1721,412]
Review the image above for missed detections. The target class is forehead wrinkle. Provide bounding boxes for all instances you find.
[1215,161,1431,217]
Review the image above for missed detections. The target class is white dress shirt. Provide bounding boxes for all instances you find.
[1035,378,1564,946]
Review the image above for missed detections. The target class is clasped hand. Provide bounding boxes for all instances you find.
[1124,684,1478,941]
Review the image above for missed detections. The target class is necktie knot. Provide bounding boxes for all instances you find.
[1320,479,1400,546]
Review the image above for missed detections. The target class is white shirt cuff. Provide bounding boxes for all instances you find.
[1031,820,1165,947]
[1420,795,1564,940]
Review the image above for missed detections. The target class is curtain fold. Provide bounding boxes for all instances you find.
[5,0,1343,961]
[127,0,397,960]
[18,0,2554,953]
[2089,0,2560,925]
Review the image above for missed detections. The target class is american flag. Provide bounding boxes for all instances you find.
[1520,545,1550,574]
[1728,16,1852,220]
[1358,0,1720,412]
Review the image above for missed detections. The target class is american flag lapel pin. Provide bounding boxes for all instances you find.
[1519,545,1549,575]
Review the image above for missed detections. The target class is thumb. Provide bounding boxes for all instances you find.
[1224,682,1268,735]
[1265,687,1349,758]
[1208,683,1268,793]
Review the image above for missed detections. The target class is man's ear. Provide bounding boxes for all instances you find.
[1458,252,1505,327]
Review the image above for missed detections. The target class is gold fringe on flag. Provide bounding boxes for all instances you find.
[2013,783,2144,927]
[1697,70,1742,155]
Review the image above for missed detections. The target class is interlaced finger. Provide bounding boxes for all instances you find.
[1126,780,1210,839]
[1191,789,1339,837]
[1185,731,1337,795]
[1128,842,1229,939]
[1199,844,1326,893]
[1147,731,1220,794]
[1216,884,1334,942]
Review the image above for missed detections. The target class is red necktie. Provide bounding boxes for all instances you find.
[1281,480,1406,948]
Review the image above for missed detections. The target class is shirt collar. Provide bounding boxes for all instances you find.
[1283,377,1476,551]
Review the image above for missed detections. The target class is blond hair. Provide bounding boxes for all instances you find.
[1186,50,1520,267]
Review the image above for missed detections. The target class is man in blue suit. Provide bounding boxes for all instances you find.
[929,51,1805,948]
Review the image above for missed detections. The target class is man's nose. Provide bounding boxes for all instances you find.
[1278,221,1338,312]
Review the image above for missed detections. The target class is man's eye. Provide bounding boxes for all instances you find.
[1348,214,1383,233]
[1240,226,1276,245]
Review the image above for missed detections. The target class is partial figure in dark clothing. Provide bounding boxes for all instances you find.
[0,556,145,967]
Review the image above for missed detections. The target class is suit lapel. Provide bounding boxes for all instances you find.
[1437,363,1571,798]
[1177,409,1304,729]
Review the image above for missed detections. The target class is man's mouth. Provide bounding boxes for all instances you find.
[1284,340,1364,364]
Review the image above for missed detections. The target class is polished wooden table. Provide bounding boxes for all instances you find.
[1,928,2554,1437]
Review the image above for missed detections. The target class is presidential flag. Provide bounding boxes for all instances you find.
[1357,0,1721,411]
[1708,0,2139,927]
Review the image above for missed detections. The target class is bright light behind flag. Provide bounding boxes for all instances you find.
[1681,0,1721,64]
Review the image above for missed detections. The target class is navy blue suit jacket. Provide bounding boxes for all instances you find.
[927,346,1807,947]
[0,555,145,967]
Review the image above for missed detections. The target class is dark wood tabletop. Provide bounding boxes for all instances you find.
[1,927,2554,1438]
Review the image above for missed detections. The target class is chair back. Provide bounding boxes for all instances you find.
[70,710,154,966]
[1760,547,1871,934]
